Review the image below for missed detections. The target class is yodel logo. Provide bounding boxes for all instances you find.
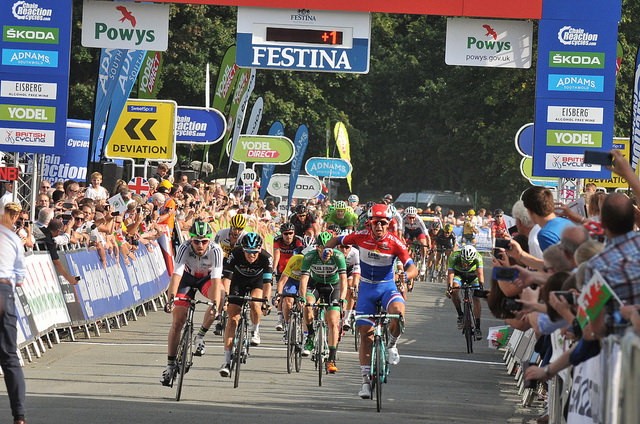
[549,51,604,69]
[3,26,59,44]
[557,26,599,47]
[546,130,602,147]
[0,104,56,123]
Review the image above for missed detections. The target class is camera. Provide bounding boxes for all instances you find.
[583,150,613,166]
[503,298,523,311]
[493,267,519,281]
[552,291,576,305]
[521,360,538,389]
[493,248,505,259]
[495,238,511,249]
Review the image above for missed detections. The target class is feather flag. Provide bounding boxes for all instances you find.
[334,122,352,191]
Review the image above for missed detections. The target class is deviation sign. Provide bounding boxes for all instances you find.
[124,118,156,140]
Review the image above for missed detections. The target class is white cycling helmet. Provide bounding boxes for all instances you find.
[348,194,359,203]
[405,206,418,216]
[460,245,477,263]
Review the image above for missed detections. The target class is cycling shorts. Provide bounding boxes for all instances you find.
[462,233,475,242]
[175,273,213,308]
[307,283,340,311]
[283,277,300,294]
[355,281,404,326]
[451,275,480,288]
[228,278,266,306]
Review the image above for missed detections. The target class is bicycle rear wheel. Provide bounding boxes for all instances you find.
[463,300,474,354]
[175,322,192,401]
[375,337,384,412]
[294,312,303,372]
[353,320,359,352]
[233,317,246,388]
[286,314,297,374]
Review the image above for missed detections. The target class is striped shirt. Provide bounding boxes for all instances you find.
[173,240,224,279]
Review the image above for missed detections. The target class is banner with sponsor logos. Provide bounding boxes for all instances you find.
[0,0,72,155]
[137,51,162,99]
[631,46,640,177]
[533,2,621,179]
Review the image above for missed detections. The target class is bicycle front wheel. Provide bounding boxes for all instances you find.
[463,301,474,354]
[286,315,296,374]
[316,324,325,387]
[294,313,303,372]
[175,322,192,401]
[233,318,246,388]
[353,321,360,352]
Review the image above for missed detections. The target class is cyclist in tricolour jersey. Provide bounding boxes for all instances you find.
[161,220,224,386]
[326,203,417,399]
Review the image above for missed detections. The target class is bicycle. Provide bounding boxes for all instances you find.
[431,247,449,282]
[355,304,402,412]
[170,295,215,401]
[309,301,330,387]
[458,279,480,354]
[227,294,267,388]
[281,293,304,374]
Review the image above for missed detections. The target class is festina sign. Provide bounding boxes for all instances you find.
[81,0,169,51]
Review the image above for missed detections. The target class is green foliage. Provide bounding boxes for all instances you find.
[68,3,638,209]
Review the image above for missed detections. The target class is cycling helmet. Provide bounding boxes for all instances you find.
[327,223,341,235]
[189,220,213,239]
[316,231,333,247]
[230,214,247,229]
[348,194,359,203]
[460,245,477,263]
[241,232,263,251]
[365,201,375,210]
[334,200,348,210]
[368,203,392,220]
[431,220,442,230]
[494,208,504,216]
[280,222,295,233]
[301,235,316,255]
[295,204,307,214]
[383,194,393,203]
[444,223,453,233]
[405,206,418,216]
[467,209,476,216]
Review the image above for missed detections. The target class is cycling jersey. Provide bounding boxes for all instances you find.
[435,230,456,250]
[215,228,247,257]
[324,210,358,229]
[174,239,224,279]
[300,249,347,286]
[223,246,273,305]
[403,218,428,242]
[491,220,509,239]
[290,213,317,237]
[340,230,413,284]
[273,234,304,274]
[343,247,361,277]
[447,250,483,283]
[282,254,304,281]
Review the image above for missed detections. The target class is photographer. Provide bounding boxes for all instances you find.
[14,210,34,249]
[34,217,80,285]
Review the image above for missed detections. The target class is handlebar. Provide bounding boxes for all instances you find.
[354,313,401,320]
[174,295,215,307]
[226,295,268,303]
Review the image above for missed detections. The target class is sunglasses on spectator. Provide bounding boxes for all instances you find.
[192,239,210,245]
[372,219,389,226]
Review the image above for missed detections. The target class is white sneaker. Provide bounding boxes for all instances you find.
[160,364,176,386]
[275,319,284,331]
[250,330,261,346]
[194,336,206,356]
[358,382,372,399]
[219,362,230,377]
[388,346,400,365]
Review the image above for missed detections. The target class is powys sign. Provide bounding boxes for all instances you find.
[81,0,169,51]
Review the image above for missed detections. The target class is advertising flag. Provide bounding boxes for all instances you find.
[137,51,163,99]
[260,121,285,199]
[287,125,310,202]
[103,49,147,146]
[334,122,352,191]
[212,45,239,111]
[236,97,264,186]
[225,68,256,171]
[631,46,640,176]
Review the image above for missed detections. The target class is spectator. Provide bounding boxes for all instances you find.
[510,199,542,258]
[33,217,79,285]
[521,186,574,252]
[153,162,170,181]
[84,171,110,203]
[0,181,15,213]
[61,180,81,207]
[0,202,27,424]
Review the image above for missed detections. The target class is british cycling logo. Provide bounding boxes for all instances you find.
[557,26,599,47]
[5,131,16,144]
[12,1,53,21]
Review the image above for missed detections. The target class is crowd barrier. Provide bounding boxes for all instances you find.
[14,242,170,362]
[500,328,640,424]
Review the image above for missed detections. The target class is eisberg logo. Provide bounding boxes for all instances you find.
[548,74,604,93]
[12,1,52,21]
[557,26,598,47]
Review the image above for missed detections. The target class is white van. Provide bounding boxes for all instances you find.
[394,191,473,213]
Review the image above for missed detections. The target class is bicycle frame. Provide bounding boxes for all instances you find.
[227,294,267,388]
[460,282,477,354]
[282,293,304,373]
[311,302,330,386]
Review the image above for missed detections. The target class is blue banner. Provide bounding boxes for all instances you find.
[542,0,621,21]
[287,124,309,202]
[103,49,147,147]
[90,48,126,162]
[0,0,73,155]
[260,121,284,198]
[176,106,226,144]
[305,157,352,178]
[631,47,640,174]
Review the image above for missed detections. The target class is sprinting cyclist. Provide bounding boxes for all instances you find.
[275,250,304,330]
[326,203,417,399]
[290,204,320,238]
[446,245,484,339]
[348,194,363,216]
[219,233,273,377]
[161,220,224,386]
[212,213,248,335]
[324,200,358,231]
[461,209,479,245]
[298,232,347,374]
[402,206,430,273]
[272,223,304,330]
[338,237,361,332]
[432,223,457,278]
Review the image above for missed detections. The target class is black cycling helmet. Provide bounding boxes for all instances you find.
[295,204,307,214]
[241,232,263,251]
[189,220,213,239]
[280,222,295,233]
[327,223,341,234]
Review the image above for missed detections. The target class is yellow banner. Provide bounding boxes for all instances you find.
[333,122,352,191]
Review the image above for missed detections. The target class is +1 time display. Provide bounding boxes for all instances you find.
[266,27,344,45]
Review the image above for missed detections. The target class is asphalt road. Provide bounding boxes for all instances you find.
[2,277,542,423]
